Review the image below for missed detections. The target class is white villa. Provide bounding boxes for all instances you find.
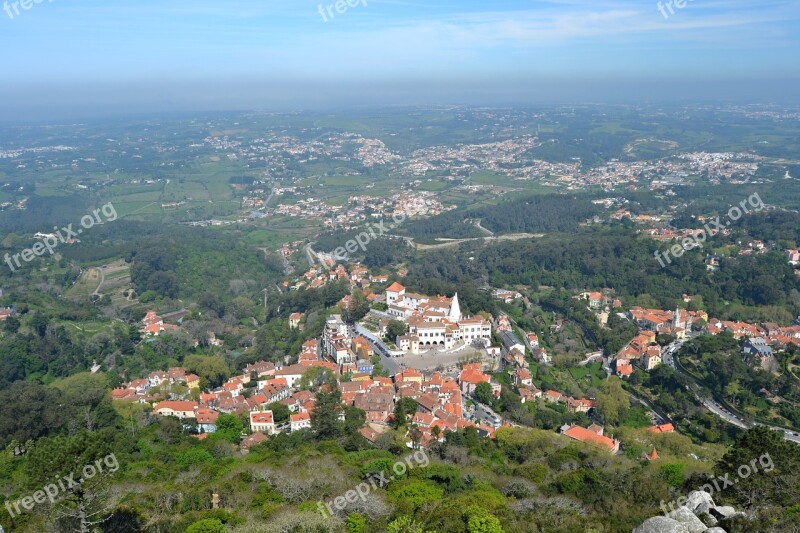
[386,283,491,352]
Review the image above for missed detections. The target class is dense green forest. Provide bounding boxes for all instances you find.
[401,219,800,321]
[401,194,602,240]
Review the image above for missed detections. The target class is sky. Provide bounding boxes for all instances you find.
[0,0,799,119]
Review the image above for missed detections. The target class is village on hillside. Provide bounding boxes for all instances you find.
[108,269,800,457]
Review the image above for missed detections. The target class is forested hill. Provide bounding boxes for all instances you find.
[402,193,602,239]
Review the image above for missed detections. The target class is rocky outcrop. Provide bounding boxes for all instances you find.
[667,506,707,533]
[634,516,691,533]
[633,491,746,533]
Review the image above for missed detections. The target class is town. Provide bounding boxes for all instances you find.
[109,273,800,457]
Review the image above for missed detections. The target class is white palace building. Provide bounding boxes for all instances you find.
[385,282,492,353]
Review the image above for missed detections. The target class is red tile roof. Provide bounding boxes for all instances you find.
[648,423,675,433]
[563,425,618,452]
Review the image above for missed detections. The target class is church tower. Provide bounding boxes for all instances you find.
[674,305,683,332]
[449,293,462,321]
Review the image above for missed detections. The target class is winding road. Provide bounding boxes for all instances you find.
[664,338,800,443]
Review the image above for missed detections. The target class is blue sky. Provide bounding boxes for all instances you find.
[1,0,799,118]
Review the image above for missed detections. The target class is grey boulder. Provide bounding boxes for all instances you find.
[685,491,715,514]
[711,505,737,518]
[633,516,690,533]
[667,507,708,533]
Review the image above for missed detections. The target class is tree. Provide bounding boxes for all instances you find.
[715,427,800,509]
[386,320,408,341]
[408,424,423,450]
[24,430,120,532]
[52,373,109,409]
[184,355,230,388]
[28,313,49,337]
[595,377,630,426]
[387,515,432,533]
[474,382,494,406]
[344,405,367,433]
[347,513,367,533]
[465,506,504,533]
[199,292,225,316]
[342,291,371,324]
[101,507,143,533]
[4,314,19,333]
[185,519,226,533]
[267,402,291,424]
[299,367,338,392]
[389,480,444,513]
[724,380,743,406]
[660,462,686,488]
[215,414,243,443]
[393,397,419,428]
[227,296,255,320]
[0,381,68,447]
[311,386,343,439]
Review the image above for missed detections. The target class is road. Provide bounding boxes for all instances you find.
[702,398,748,429]
[351,324,402,374]
[473,219,494,237]
[303,243,317,267]
[701,397,800,443]
[665,337,800,443]
[662,337,689,368]
[472,403,502,428]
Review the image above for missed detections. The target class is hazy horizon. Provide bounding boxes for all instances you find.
[1,0,799,121]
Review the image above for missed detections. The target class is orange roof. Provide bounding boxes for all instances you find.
[617,364,634,376]
[111,388,136,400]
[649,423,675,433]
[301,360,339,372]
[242,432,268,447]
[564,425,617,451]
[459,370,490,384]
[154,400,198,412]
[359,426,380,443]
[396,368,423,381]
[196,408,219,424]
[386,282,405,292]
[250,411,274,424]
[646,448,659,461]
[263,377,289,388]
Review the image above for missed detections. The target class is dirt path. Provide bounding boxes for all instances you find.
[415,233,544,251]
[92,267,106,296]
